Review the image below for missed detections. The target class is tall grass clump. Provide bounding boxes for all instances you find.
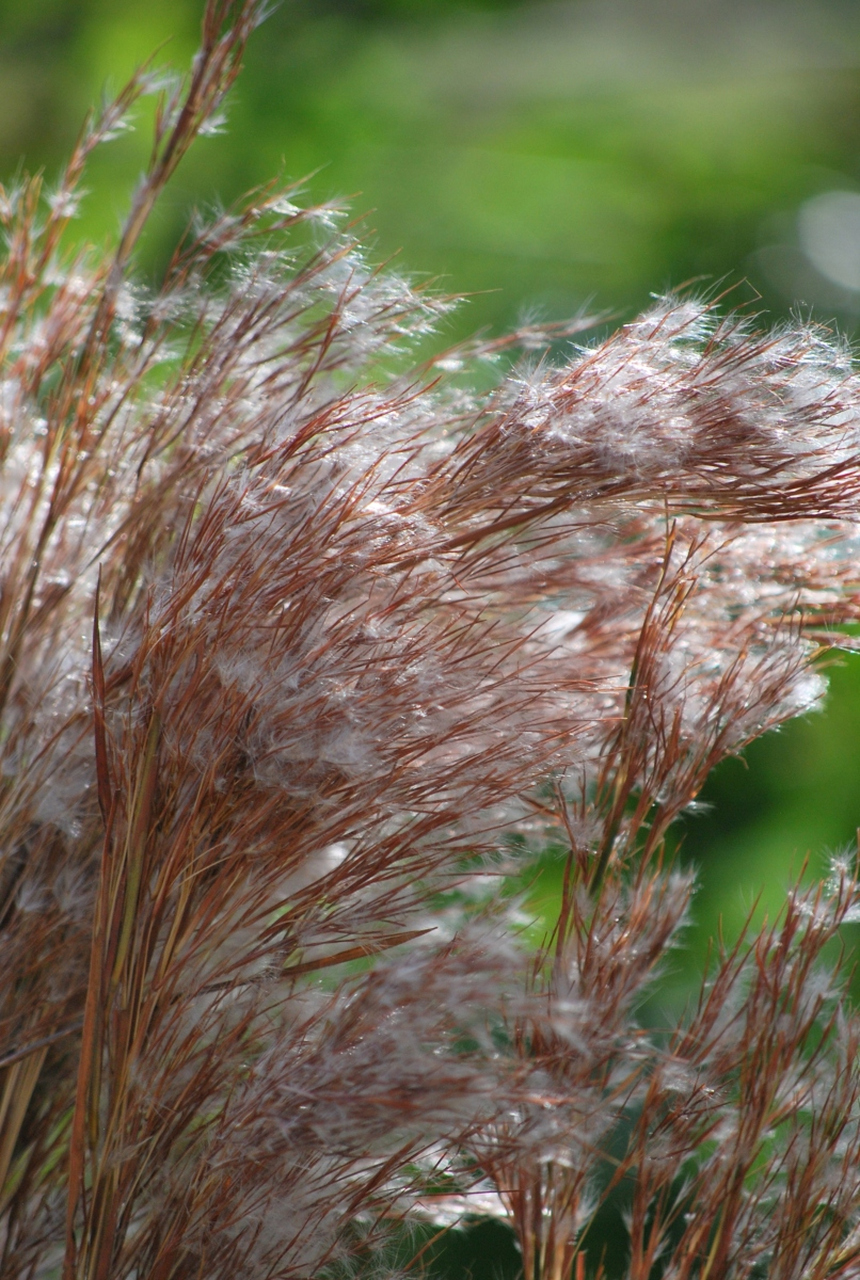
[4,3,860,1277]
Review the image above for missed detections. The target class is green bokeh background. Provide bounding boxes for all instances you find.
[2,0,860,1271]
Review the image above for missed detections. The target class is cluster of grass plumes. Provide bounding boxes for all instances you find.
[4,3,860,1278]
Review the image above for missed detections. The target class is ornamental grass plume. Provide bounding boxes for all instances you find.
[4,4,860,1278]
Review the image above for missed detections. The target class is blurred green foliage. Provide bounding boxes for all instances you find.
[6,0,860,339]
[2,2,860,1267]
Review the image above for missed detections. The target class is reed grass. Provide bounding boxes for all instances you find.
[2,3,860,1277]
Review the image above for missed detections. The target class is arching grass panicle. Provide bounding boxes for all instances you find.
[2,4,860,1278]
